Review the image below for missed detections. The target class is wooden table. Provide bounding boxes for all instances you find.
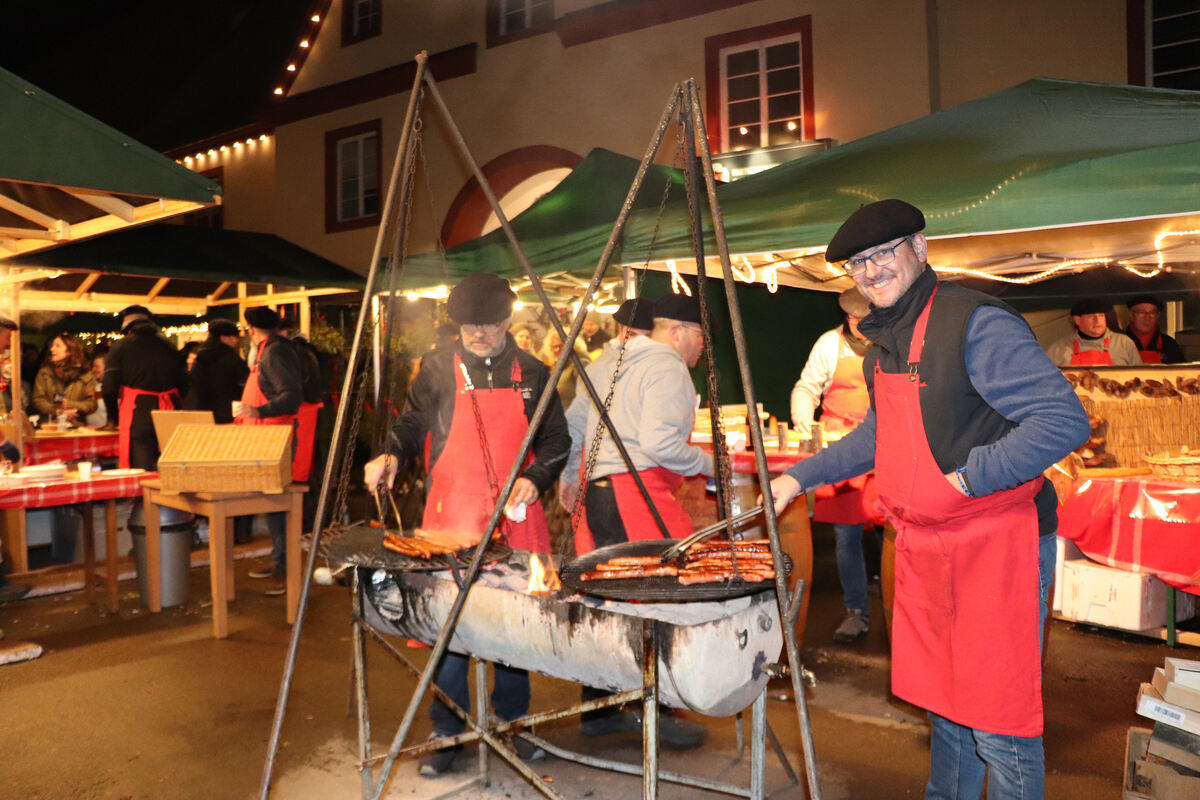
[0,469,150,589]
[24,429,119,465]
[140,478,307,639]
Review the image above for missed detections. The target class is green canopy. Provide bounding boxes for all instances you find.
[401,148,686,289]
[0,66,221,257]
[626,78,1200,288]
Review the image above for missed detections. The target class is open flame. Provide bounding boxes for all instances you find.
[526,553,561,595]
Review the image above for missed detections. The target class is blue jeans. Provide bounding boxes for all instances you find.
[924,532,1055,800]
[428,652,530,735]
[267,511,287,570]
[833,522,869,618]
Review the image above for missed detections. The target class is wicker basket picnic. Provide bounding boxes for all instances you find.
[1142,447,1200,481]
[158,423,293,494]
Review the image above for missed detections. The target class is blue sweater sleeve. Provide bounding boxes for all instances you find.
[781,410,876,489]
[962,306,1090,496]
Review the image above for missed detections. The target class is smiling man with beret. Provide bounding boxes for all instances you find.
[363,270,568,775]
[769,199,1089,799]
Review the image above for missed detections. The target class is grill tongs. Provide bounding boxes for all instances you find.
[658,505,764,563]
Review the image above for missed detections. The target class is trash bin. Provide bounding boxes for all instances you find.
[128,501,196,609]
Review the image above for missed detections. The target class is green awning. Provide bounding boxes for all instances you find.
[6,224,364,288]
[401,147,686,288]
[0,66,220,256]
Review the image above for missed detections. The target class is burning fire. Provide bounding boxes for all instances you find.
[527,553,561,595]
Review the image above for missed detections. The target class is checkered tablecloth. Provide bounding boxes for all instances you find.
[24,431,120,465]
[0,470,155,510]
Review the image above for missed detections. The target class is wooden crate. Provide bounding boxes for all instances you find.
[1066,365,1200,471]
[157,424,292,495]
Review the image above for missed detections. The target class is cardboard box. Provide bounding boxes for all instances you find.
[157,424,292,495]
[1061,559,1195,632]
[1125,726,1200,799]
[1053,535,1085,613]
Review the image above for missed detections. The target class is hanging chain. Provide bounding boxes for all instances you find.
[570,104,680,533]
[459,362,504,504]
[314,364,371,553]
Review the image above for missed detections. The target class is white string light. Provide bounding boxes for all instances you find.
[666,260,693,296]
[731,256,756,283]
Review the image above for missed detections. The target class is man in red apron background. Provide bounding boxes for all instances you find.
[559,293,710,750]
[769,200,1089,799]
[237,306,302,597]
[1044,297,1140,366]
[363,272,569,776]
[278,317,325,531]
[101,305,188,470]
[1122,295,1186,364]
[790,287,882,643]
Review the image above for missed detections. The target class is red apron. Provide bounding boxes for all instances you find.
[291,401,323,482]
[423,354,549,553]
[1070,336,1114,366]
[573,464,694,555]
[239,340,298,427]
[813,335,882,526]
[118,385,179,468]
[1130,330,1164,364]
[875,287,1044,737]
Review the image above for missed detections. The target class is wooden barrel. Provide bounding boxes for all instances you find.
[881,522,896,642]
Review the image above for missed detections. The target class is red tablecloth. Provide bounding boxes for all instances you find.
[24,431,119,466]
[0,470,154,510]
[1058,476,1200,596]
[703,446,809,474]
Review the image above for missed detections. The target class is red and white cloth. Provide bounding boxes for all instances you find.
[0,470,153,510]
[24,431,120,466]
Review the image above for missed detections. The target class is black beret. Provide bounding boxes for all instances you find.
[612,298,656,330]
[0,313,18,332]
[117,304,152,320]
[244,306,281,330]
[1126,294,1162,311]
[446,272,516,324]
[652,293,720,331]
[826,199,926,263]
[1070,297,1110,317]
[208,319,239,338]
[837,288,871,318]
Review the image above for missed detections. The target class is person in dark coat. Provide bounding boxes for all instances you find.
[101,305,188,469]
[278,318,324,532]
[184,319,249,424]
[239,306,302,596]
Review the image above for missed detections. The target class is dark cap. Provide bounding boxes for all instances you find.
[0,313,17,332]
[653,293,719,330]
[1070,297,1110,317]
[446,272,517,324]
[612,298,656,331]
[1126,294,1162,311]
[837,288,871,318]
[208,319,239,338]
[244,306,281,330]
[826,199,926,263]
[117,304,152,320]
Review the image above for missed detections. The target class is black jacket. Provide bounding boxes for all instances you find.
[390,334,569,493]
[102,320,188,417]
[251,335,302,418]
[184,338,250,423]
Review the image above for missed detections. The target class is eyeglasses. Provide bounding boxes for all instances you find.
[1130,309,1160,317]
[842,238,910,277]
[461,321,506,335]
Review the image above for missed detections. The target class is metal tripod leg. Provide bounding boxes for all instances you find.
[351,570,373,799]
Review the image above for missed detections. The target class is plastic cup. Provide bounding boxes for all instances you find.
[77,461,93,480]
[231,400,243,418]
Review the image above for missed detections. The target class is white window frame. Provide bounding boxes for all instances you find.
[718,32,806,151]
[336,131,378,222]
[349,0,381,40]
[498,0,551,37]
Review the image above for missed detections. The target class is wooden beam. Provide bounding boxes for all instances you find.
[0,226,60,242]
[14,290,205,316]
[74,273,100,297]
[209,287,354,306]
[0,199,210,259]
[0,192,61,230]
[66,189,137,222]
[146,277,171,301]
[207,281,232,303]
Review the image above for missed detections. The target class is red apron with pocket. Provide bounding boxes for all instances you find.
[423,354,549,553]
[1070,336,1114,366]
[291,401,323,482]
[118,385,179,468]
[874,286,1044,737]
[813,336,882,526]
[571,466,693,555]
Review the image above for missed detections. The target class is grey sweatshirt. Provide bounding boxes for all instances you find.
[564,335,714,482]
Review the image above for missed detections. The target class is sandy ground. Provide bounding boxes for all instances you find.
[0,522,1179,799]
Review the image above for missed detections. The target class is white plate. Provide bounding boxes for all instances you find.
[97,468,146,478]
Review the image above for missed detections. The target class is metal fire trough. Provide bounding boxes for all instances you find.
[361,560,782,718]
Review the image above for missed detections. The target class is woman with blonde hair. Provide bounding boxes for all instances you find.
[538,329,590,408]
[33,333,97,423]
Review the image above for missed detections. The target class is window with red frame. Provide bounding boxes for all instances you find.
[325,120,381,232]
[343,0,381,45]
[489,0,553,42]
[720,33,807,151]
